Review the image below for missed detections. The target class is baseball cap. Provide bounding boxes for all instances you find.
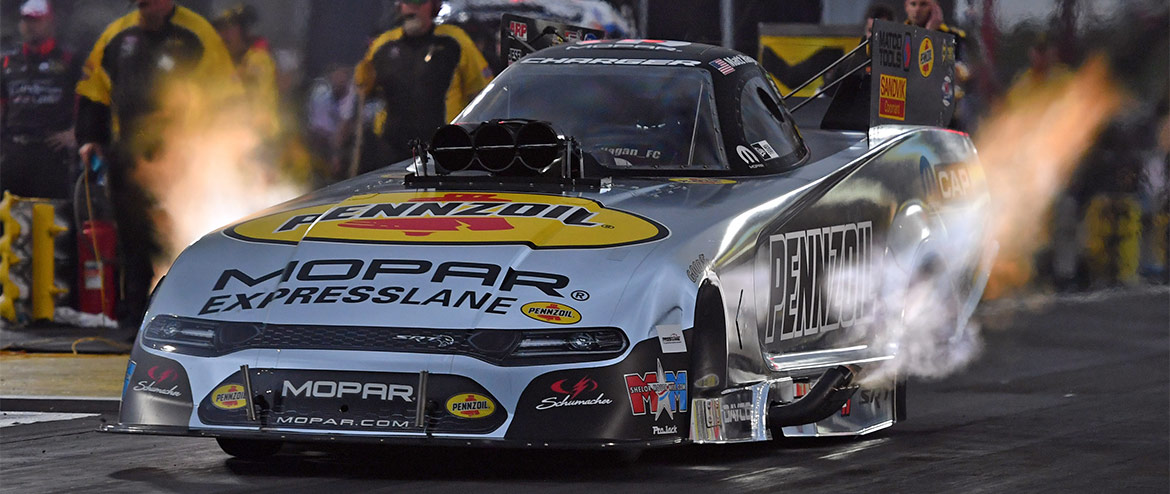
[20,0,51,18]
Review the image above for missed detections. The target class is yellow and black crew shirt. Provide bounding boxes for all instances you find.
[76,5,238,145]
[355,23,490,157]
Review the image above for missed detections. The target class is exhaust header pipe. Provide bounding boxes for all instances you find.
[768,366,857,428]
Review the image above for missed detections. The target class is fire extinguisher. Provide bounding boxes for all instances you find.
[75,155,118,320]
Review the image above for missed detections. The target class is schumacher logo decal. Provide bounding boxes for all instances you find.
[521,302,581,325]
[226,192,667,249]
[446,393,495,419]
[766,221,876,343]
[878,74,907,121]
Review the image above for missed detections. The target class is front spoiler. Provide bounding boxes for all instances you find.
[100,423,682,450]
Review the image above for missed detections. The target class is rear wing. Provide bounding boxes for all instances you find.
[773,20,956,138]
[499,14,605,68]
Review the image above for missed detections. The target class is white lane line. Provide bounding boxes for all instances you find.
[818,437,891,460]
[0,412,98,428]
[720,465,804,483]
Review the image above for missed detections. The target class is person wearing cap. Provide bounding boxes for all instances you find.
[214,4,280,139]
[354,0,492,171]
[73,0,239,328]
[1,0,80,199]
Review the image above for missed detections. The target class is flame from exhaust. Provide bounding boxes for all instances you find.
[834,56,1122,385]
[132,79,306,285]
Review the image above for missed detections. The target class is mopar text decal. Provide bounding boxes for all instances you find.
[226,192,667,249]
[281,380,413,402]
[274,416,412,429]
[767,221,876,343]
[198,259,569,316]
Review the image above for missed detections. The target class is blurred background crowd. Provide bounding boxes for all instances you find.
[0,0,1166,329]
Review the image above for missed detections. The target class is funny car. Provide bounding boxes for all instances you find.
[106,24,991,459]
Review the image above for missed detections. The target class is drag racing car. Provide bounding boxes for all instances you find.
[106,22,992,459]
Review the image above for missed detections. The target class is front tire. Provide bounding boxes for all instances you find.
[216,437,283,459]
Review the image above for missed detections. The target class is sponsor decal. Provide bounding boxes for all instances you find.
[394,334,455,347]
[750,140,780,160]
[735,145,760,166]
[766,221,876,343]
[655,324,687,353]
[446,393,495,418]
[521,301,581,325]
[918,37,934,77]
[508,21,528,41]
[693,373,720,389]
[508,47,523,63]
[669,178,735,185]
[535,376,613,410]
[686,253,709,283]
[876,30,909,71]
[921,157,980,200]
[199,259,571,316]
[624,359,687,420]
[722,399,752,424]
[274,415,412,429]
[133,365,183,397]
[281,380,413,402]
[227,192,667,249]
[563,30,580,42]
[212,384,248,410]
[652,425,678,435]
[942,75,954,107]
[521,57,701,67]
[878,74,907,121]
[122,360,136,395]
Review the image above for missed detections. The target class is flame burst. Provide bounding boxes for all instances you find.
[978,56,1123,298]
[132,79,306,285]
[836,56,1123,384]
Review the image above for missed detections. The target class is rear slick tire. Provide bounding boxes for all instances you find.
[216,438,283,459]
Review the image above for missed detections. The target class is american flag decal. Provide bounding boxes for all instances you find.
[710,59,735,75]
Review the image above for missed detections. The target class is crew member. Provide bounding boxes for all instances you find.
[355,0,491,170]
[214,4,279,139]
[75,0,238,327]
[1,0,79,199]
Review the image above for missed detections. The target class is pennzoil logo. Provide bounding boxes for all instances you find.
[521,302,581,325]
[446,393,495,419]
[211,384,248,410]
[878,74,907,121]
[226,192,667,249]
[918,37,934,77]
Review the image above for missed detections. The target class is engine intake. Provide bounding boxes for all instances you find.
[429,120,564,176]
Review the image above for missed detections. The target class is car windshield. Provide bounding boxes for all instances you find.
[457,63,727,171]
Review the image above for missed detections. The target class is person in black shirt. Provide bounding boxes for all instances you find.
[354,0,491,169]
[74,0,238,327]
[1,0,80,199]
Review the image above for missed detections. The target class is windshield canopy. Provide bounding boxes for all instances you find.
[457,62,727,172]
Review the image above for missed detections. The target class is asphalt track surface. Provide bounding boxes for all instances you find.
[3,289,1167,493]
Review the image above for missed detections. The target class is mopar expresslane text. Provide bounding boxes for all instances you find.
[198,259,569,315]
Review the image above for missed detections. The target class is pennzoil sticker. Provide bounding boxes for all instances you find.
[521,301,581,324]
[226,192,668,249]
[446,393,495,418]
[212,384,248,410]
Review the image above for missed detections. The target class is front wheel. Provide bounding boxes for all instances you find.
[216,437,283,459]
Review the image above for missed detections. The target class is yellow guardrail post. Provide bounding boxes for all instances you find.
[31,201,67,321]
[0,192,21,322]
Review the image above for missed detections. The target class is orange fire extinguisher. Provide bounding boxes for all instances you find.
[75,155,118,320]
